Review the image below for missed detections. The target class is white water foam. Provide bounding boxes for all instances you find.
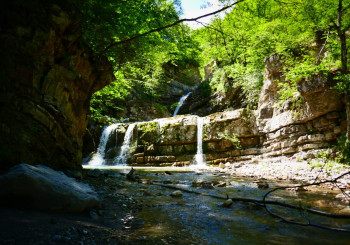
[88,124,119,166]
[173,92,192,117]
[114,122,137,165]
[194,116,206,167]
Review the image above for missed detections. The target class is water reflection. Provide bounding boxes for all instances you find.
[85,166,350,244]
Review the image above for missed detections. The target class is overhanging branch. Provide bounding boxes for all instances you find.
[99,0,245,55]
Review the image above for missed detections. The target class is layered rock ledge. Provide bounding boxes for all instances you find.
[93,54,345,168]
[0,0,113,172]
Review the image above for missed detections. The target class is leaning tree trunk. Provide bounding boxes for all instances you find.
[346,94,350,141]
[337,0,349,141]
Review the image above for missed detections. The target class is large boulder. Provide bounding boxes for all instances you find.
[0,164,100,212]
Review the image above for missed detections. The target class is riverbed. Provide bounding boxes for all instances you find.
[83,165,350,244]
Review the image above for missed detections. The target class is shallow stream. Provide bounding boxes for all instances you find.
[85,166,350,244]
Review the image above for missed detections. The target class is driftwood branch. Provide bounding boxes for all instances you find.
[262,171,350,232]
[150,171,350,232]
[316,30,330,65]
[99,0,245,55]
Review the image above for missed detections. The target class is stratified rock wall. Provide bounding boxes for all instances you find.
[99,54,345,167]
[0,0,113,171]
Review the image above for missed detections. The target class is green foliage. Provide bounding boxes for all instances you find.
[208,64,263,107]
[153,103,168,115]
[90,71,130,121]
[333,74,350,94]
[80,0,350,139]
[138,122,159,133]
[80,0,202,121]
[218,131,242,149]
[335,134,350,165]
[171,102,180,111]
[193,0,350,110]
[198,81,212,98]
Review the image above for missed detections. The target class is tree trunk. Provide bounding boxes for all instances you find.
[346,94,350,141]
[337,0,349,141]
[339,32,348,73]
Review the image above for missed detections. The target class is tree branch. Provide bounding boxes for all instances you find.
[262,171,350,232]
[99,0,245,56]
[316,30,330,65]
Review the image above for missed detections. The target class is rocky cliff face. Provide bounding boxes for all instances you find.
[93,54,345,167]
[112,63,202,122]
[178,61,245,117]
[0,0,113,172]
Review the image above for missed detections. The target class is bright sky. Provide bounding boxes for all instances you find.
[180,0,226,29]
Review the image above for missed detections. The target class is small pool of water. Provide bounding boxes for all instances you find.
[85,166,350,244]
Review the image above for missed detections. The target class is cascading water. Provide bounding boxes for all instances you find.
[115,122,136,165]
[87,123,119,166]
[173,92,192,117]
[194,116,206,167]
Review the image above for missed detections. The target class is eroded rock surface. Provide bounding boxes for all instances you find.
[0,0,113,171]
[0,163,100,212]
[92,54,345,167]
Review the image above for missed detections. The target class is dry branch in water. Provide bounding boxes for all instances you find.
[150,171,350,232]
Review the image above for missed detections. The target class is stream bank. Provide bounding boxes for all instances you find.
[1,163,350,245]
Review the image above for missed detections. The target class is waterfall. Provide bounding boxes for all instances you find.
[173,92,192,117]
[88,123,119,166]
[194,117,206,166]
[114,122,136,165]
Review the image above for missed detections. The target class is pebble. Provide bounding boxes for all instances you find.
[87,169,103,178]
[53,235,62,240]
[170,190,183,197]
[89,210,99,220]
[225,157,350,184]
[221,199,233,207]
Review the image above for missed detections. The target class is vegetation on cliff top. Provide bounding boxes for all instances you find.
[73,0,349,161]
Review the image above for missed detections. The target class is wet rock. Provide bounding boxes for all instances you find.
[255,180,269,189]
[126,168,136,181]
[201,182,215,189]
[65,170,83,180]
[192,181,201,187]
[87,169,103,178]
[296,186,308,192]
[142,190,152,196]
[221,199,233,207]
[89,210,99,220]
[335,191,350,204]
[215,182,227,187]
[170,190,183,197]
[53,234,62,240]
[165,171,172,175]
[0,164,100,212]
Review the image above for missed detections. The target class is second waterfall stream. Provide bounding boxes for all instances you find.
[114,123,136,165]
[173,92,191,117]
[194,116,206,167]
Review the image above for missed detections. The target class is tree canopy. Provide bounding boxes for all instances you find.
[74,0,350,161]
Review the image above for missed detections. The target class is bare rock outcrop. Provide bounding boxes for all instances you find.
[94,54,345,167]
[0,0,113,172]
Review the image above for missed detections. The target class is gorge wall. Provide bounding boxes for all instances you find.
[0,0,113,172]
[94,54,346,167]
